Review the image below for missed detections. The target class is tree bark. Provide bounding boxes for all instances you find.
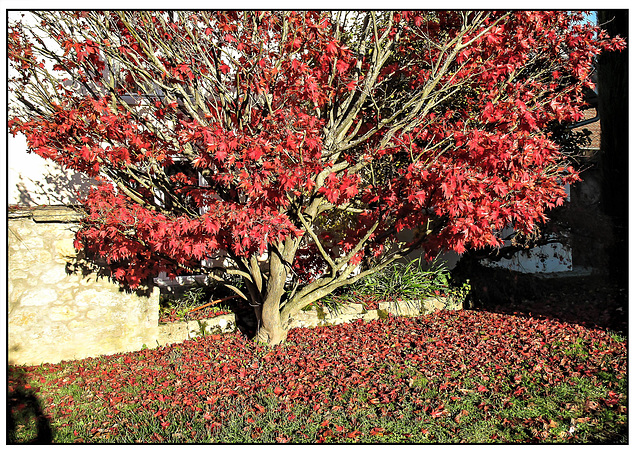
[255,247,289,345]
[255,294,287,345]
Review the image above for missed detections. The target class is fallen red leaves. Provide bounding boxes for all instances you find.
[9,310,627,443]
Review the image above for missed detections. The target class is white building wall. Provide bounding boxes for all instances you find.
[484,185,573,274]
[7,11,98,207]
[484,242,572,273]
[8,133,98,206]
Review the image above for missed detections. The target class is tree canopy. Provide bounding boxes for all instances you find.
[8,10,625,343]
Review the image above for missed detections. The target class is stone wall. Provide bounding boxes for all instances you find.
[8,206,159,366]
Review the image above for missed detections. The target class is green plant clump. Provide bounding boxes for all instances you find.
[355,258,451,300]
[159,286,209,322]
[314,257,467,311]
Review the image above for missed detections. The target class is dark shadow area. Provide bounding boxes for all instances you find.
[597,10,629,291]
[158,280,259,337]
[7,367,54,444]
[232,304,260,339]
[452,259,627,334]
[190,291,258,338]
[65,249,155,298]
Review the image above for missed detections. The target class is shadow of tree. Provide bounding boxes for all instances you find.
[65,249,155,298]
[12,163,98,207]
[452,259,628,334]
[7,367,54,444]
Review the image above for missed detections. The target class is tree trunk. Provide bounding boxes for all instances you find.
[255,293,287,345]
[254,247,289,345]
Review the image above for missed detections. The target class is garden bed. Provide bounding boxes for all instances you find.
[156,257,469,344]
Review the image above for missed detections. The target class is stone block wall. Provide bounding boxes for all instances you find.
[8,206,159,366]
[157,314,237,346]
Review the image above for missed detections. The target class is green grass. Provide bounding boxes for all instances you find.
[9,361,626,444]
[8,311,627,444]
[59,374,621,444]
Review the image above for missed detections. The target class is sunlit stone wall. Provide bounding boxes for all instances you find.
[8,206,159,366]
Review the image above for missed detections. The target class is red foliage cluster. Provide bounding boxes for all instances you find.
[11,310,626,442]
[7,11,626,292]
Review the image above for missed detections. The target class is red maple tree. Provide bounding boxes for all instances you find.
[8,11,624,343]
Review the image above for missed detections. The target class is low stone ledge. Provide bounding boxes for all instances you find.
[157,322,190,347]
[158,313,237,347]
[378,298,452,316]
[157,296,462,347]
[9,205,85,222]
[32,206,85,222]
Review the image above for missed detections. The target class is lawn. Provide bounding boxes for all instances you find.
[8,308,627,444]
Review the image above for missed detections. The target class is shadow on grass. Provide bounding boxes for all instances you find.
[7,367,54,444]
[452,263,628,334]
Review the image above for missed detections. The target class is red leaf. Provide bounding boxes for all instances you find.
[326,41,338,55]
[215,148,227,162]
[247,147,263,160]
